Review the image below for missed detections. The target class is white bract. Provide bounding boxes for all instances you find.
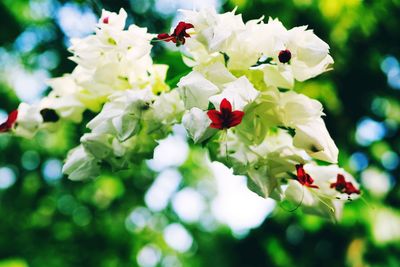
[14,103,43,138]
[181,8,245,52]
[208,76,259,111]
[178,71,220,109]
[62,145,101,181]
[182,107,215,143]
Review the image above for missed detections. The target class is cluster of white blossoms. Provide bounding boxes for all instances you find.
[1,8,361,220]
[177,8,360,221]
[6,9,184,180]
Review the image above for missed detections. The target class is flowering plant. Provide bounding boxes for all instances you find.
[1,8,361,221]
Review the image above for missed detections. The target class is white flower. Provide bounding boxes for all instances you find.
[284,179,339,220]
[223,17,286,70]
[194,62,236,86]
[87,89,154,141]
[304,163,360,200]
[45,76,85,122]
[287,26,333,81]
[180,8,245,52]
[14,103,43,138]
[216,129,306,198]
[181,39,224,67]
[293,119,339,163]
[62,145,101,181]
[152,90,185,124]
[68,36,105,69]
[178,71,220,109]
[148,64,170,95]
[68,9,157,111]
[260,64,294,89]
[81,132,125,159]
[251,19,333,89]
[39,95,84,123]
[182,107,215,143]
[98,8,128,31]
[276,91,323,125]
[208,76,259,111]
[283,163,360,220]
[272,91,338,163]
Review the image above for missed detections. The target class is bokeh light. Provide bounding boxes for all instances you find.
[0,167,17,189]
[163,223,193,252]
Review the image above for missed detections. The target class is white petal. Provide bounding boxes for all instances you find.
[293,119,339,163]
[209,76,259,111]
[178,71,220,110]
[62,146,100,181]
[182,108,216,143]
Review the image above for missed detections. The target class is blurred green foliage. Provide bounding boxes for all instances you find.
[0,0,400,266]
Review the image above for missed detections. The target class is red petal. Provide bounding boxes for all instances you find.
[207,110,222,123]
[210,122,223,129]
[157,33,174,42]
[295,164,318,188]
[174,22,194,35]
[174,22,186,35]
[220,98,232,113]
[307,184,319,189]
[296,164,305,179]
[183,22,194,30]
[0,110,18,133]
[331,174,345,188]
[0,123,7,132]
[7,110,18,126]
[305,173,314,185]
[229,110,244,127]
[336,174,346,184]
[345,182,360,194]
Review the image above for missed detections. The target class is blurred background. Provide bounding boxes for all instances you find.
[0,0,400,266]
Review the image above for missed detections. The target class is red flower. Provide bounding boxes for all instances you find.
[330,174,360,195]
[157,21,194,46]
[207,98,244,130]
[295,164,319,188]
[0,110,18,133]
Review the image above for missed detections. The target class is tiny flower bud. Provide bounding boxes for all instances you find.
[40,108,60,123]
[278,49,291,63]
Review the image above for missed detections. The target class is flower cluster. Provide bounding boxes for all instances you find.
[3,9,184,180]
[1,8,361,221]
[176,8,359,220]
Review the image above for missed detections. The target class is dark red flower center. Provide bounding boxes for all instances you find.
[157,21,194,46]
[103,17,109,24]
[295,164,319,188]
[0,110,18,133]
[330,174,360,195]
[278,49,291,63]
[207,98,244,130]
